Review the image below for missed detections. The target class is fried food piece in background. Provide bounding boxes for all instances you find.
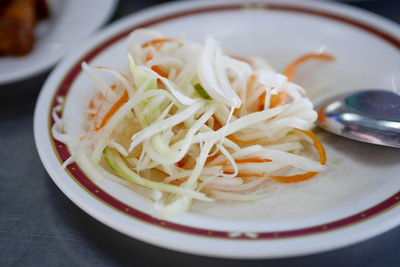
[0,0,48,56]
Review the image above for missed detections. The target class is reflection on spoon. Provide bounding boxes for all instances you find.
[316,90,400,148]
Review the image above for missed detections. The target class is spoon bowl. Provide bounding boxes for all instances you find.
[316,90,400,148]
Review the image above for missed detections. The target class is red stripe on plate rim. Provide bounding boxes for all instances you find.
[49,3,400,240]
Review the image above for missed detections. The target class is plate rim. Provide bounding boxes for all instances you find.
[34,0,400,259]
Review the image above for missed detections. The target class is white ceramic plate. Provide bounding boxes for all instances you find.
[34,0,400,259]
[0,0,118,85]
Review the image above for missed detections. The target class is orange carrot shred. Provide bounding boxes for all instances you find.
[246,74,257,93]
[151,65,168,78]
[258,87,288,111]
[210,157,271,167]
[257,92,266,111]
[317,105,327,123]
[226,134,260,145]
[145,51,154,61]
[270,91,288,108]
[205,155,219,164]
[170,179,184,186]
[230,55,252,64]
[211,114,223,131]
[141,38,181,51]
[88,99,96,110]
[271,171,319,183]
[283,53,335,82]
[235,158,272,164]
[95,91,129,131]
[88,93,103,109]
[300,129,326,165]
[270,129,326,183]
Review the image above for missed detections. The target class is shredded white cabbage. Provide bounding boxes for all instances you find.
[54,29,328,218]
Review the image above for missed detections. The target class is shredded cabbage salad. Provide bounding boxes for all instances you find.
[53,29,333,218]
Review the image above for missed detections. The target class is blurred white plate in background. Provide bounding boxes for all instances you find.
[0,0,118,85]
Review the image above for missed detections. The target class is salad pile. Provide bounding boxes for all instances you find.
[53,29,333,217]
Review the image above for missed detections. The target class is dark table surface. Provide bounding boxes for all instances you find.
[1,0,400,266]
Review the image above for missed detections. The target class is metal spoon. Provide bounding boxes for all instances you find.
[316,90,400,148]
